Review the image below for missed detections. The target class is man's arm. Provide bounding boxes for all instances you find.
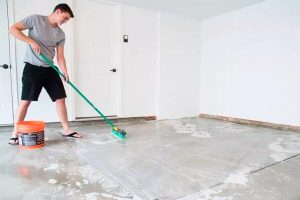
[57,46,69,82]
[9,21,41,54]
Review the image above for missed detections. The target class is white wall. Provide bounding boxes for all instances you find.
[121,5,158,117]
[158,13,201,119]
[8,0,300,125]
[121,6,202,120]
[200,0,300,126]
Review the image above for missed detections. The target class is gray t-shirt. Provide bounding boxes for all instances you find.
[21,14,65,67]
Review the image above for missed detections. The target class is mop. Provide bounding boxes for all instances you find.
[40,53,127,140]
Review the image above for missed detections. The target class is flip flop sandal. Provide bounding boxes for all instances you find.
[8,137,19,145]
[62,132,82,138]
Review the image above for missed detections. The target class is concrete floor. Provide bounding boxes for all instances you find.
[0,117,300,200]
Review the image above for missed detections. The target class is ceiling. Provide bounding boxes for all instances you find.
[107,0,267,20]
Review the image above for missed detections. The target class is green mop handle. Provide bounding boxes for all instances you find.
[40,53,116,128]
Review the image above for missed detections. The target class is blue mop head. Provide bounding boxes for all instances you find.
[112,126,126,140]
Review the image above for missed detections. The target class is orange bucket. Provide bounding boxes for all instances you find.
[17,121,45,150]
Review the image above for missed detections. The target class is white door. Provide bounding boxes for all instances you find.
[0,0,14,125]
[74,0,120,118]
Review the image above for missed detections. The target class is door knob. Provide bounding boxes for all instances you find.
[0,64,9,69]
[110,68,117,72]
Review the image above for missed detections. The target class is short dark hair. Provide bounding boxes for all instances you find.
[53,3,74,18]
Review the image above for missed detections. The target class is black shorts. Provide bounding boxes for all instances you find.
[21,62,67,102]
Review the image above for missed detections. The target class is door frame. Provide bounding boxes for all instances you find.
[0,0,18,125]
[73,0,123,119]
[8,1,19,123]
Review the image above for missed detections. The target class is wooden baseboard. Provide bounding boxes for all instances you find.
[74,115,157,122]
[144,116,157,121]
[39,116,157,128]
[199,114,300,133]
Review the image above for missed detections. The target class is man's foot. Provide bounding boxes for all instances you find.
[62,130,82,138]
[8,137,19,145]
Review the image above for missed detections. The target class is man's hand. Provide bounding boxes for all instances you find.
[29,40,41,54]
[62,72,69,82]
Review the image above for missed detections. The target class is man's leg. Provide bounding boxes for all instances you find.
[56,98,82,138]
[9,100,31,144]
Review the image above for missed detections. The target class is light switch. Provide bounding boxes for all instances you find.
[123,35,128,43]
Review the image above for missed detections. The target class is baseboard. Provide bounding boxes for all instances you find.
[0,116,157,131]
[144,116,157,121]
[199,114,300,133]
[75,116,156,122]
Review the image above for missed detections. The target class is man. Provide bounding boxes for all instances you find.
[9,3,81,145]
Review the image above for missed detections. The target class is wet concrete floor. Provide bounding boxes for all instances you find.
[0,117,299,200]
